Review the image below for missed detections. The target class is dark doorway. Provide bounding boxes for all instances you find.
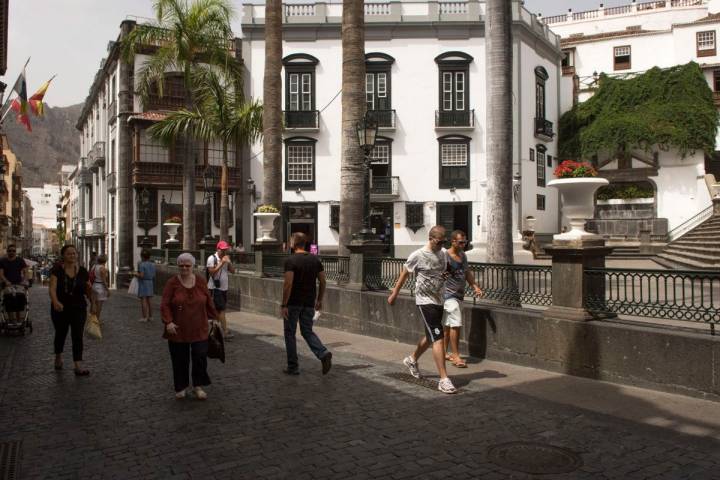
[282,203,318,252]
[370,202,394,256]
[436,202,472,243]
[706,152,720,179]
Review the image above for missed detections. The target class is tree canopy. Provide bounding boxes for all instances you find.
[559,62,719,161]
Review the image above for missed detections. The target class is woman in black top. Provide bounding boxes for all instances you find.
[49,245,92,375]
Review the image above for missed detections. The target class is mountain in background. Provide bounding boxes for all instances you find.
[1,103,82,187]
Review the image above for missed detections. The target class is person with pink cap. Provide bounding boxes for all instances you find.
[206,240,235,338]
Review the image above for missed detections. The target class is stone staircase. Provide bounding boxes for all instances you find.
[655,210,720,269]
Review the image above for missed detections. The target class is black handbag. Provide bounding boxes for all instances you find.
[207,320,226,363]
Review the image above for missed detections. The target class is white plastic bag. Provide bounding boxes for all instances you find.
[128,277,139,296]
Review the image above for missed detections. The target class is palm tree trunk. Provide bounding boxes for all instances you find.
[262,0,283,221]
[182,135,197,249]
[485,0,513,264]
[338,0,366,256]
[220,141,229,241]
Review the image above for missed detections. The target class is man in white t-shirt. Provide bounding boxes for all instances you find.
[207,240,235,338]
[387,225,457,394]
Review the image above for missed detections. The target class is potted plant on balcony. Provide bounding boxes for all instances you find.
[548,160,608,240]
[163,215,182,244]
[253,205,280,242]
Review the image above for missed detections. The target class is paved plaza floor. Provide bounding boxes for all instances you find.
[1,287,720,479]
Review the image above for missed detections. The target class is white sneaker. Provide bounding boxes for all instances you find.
[403,356,421,379]
[175,389,187,400]
[438,377,457,394]
[193,386,208,400]
[138,317,147,323]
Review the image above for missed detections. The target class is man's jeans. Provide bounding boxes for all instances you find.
[284,306,328,371]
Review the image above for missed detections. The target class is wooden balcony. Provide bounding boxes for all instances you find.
[132,162,244,190]
[713,91,720,108]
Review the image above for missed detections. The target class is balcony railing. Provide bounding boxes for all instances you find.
[88,141,106,172]
[83,217,106,237]
[283,110,319,130]
[370,176,399,197]
[366,109,396,129]
[132,162,244,190]
[435,110,474,128]
[108,99,117,125]
[534,117,554,139]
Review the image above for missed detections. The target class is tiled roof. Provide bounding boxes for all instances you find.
[675,12,720,26]
[560,29,659,46]
[127,111,168,123]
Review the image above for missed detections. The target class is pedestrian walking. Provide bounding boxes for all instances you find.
[90,254,110,322]
[0,244,29,325]
[49,245,92,376]
[442,230,483,368]
[135,250,156,322]
[387,225,457,394]
[161,253,218,400]
[206,240,235,338]
[281,232,332,376]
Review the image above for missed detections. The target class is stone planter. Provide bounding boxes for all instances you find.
[548,177,609,241]
[163,222,181,244]
[253,212,280,242]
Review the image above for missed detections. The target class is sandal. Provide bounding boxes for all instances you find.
[74,368,90,377]
[450,355,468,368]
[445,354,453,362]
[54,361,63,371]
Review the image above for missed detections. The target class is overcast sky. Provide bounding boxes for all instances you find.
[4,0,628,107]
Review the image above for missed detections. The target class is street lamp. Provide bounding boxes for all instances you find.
[138,187,153,249]
[200,166,217,248]
[352,114,380,242]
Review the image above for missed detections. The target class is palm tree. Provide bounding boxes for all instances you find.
[147,67,263,241]
[121,0,238,249]
[262,0,283,223]
[338,0,366,256]
[485,0,513,264]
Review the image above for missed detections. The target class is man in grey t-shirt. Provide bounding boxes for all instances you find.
[388,225,457,394]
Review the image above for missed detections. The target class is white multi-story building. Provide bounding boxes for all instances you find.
[537,0,720,240]
[241,0,563,257]
[24,184,60,229]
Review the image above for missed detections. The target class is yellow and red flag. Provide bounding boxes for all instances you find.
[10,68,31,132]
[28,75,55,117]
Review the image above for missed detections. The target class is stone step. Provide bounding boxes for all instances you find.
[655,253,719,270]
[664,245,720,255]
[658,249,720,266]
[672,240,720,249]
[675,235,720,243]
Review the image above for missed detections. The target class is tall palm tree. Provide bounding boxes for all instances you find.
[121,0,238,249]
[485,0,513,264]
[262,0,283,222]
[338,0,366,256]
[148,67,263,241]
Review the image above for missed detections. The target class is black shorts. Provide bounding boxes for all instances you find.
[3,292,27,312]
[212,289,227,312]
[417,304,444,343]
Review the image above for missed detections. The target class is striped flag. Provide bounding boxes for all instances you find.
[10,68,31,132]
[29,76,55,117]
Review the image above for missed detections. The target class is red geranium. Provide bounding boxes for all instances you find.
[553,160,598,178]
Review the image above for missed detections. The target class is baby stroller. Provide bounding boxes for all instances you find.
[0,284,31,335]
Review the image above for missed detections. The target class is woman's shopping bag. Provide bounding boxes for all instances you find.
[85,312,102,339]
[207,320,226,363]
[128,277,139,296]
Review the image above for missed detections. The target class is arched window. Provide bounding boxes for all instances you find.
[435,52,474,127]
[365,53,395,128]
[283,54,320,129]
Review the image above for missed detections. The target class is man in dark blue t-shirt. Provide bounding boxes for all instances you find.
[280,232,332,376]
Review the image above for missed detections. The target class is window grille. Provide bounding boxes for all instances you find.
[537,194,546,211]
[529,148,535,162]
[405,203,424,231]
[329,204,340,230]
[441,144,468,166]
[139,130,170,163]
[370,144,390,165]
[697,31,715,50]
[537,152,546,187]
[287,145,313,182]
[613,45,631,70]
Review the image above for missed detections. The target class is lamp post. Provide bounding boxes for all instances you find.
[138,187,153,249]
[200,166,217,249]
[352,114,381,243]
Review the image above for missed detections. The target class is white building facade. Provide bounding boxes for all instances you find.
[539,0,720,237]
[241,0,563,257]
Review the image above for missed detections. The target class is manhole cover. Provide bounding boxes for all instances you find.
[0,441,22,480]
[487,442,582,475]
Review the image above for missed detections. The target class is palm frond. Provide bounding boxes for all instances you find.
[147,108,215,145]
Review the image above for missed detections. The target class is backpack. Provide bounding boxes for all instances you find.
[206,254,219,284]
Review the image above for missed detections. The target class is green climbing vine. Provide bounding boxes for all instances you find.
[559,62,719,160]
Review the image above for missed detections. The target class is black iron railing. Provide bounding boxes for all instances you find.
[262,253,287,277]
[149,248,166,264]
[366,109,396,129]
[534,117,554,138]
[228,252,256,271]
[467,263,552,307]
[283,110,319,129]
[370,176,399,196]
[435,110,474,128]
[318,256,350,284]
[585,268,720,323]
[364,257,416,294]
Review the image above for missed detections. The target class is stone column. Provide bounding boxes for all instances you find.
[345,240,386,290]
[252,241,283,277]
[543,237,613,321]
[115,20,135,287]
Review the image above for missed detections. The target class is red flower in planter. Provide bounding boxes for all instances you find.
[554,160,598,178]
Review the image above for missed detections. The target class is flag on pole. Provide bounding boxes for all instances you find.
[10,68,31,132]
[29,76,55,117]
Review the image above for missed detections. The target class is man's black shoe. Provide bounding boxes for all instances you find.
[283,368,300,375]
[321,352,332,375]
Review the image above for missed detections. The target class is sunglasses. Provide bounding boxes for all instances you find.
[453,239,467,244]
[178,264,193,268]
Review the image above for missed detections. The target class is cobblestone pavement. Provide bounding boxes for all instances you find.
[1,287,720,480]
